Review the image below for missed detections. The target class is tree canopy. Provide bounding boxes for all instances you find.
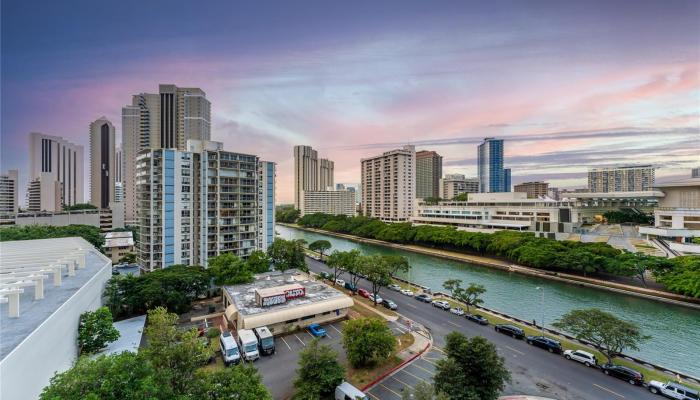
[342,317,396,368]
[276,206,301,223]
[189,365,271,400]
[268,238,308,272]
[78,307,120,355]
[0,224,105,249]
[308,239,332,260]
[294,338,345,399]
[208,253,253,285]
[63,203,98,211]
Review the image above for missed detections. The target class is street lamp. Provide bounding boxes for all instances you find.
[536,287,545,335]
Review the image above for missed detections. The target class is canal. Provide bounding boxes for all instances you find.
[277,224,700,377]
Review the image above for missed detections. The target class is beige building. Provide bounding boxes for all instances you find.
[0,170,19,214]
[8,207,123,232]
[89,117,116,209]
[416,150,442,199]
[293,145,334,208]
[361,145,416,222]
[588,165,655,192]
[104,231,136,263]
[28,132,84,210]
[301,190,356,217]
[121,84,211,223]
[26,173,61,212]
[318,158,335,191]
[439,174,479,199]
[514,181,549,198]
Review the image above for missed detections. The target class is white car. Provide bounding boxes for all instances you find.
[369,294,383,304]
[431,300,451,310]
[335,278,345,287]
[388,284,402,291]
[648,381,699,399]
[563,349,597,367]
[401,289,414,296]
[450,307,465,316]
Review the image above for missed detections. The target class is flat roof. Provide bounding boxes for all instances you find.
[98,315,146,356]
[654,178,700,189]
[0,237,111,359]
[224,270,349,317]
[104,231,134,248]
[564,190,664,199]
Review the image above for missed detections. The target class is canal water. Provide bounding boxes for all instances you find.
[277,224,700,377]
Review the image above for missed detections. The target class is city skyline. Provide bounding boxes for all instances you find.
[2,0,699,204]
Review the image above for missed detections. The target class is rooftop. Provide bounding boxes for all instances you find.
[224,270,349,317]
[0,237,111,359]
[654,178,700,189]
[104,231,135,248]
[98,315,146,356]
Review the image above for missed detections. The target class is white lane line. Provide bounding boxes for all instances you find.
[330,324,342,334]
[392,375,414,389]
[325,331,333,339]
[432,346,446,354]
[410,362,434,374]
[421,357,438,366]
[447,320,461,328]
[305,330,315,339]
[280,336,292,351]
[406,303,419,309]
[294,334,306,346]
[401,369,428,383]
[379,383,403,398]
[593,383,625,399]
[367,392,382,400]
[505,345,525,356]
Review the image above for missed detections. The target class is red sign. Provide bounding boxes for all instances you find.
[284,287,305,300]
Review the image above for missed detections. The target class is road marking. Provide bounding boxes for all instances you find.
[305,330,315,339]
[432,346,446,354]
[330,324,342,334]
[280,336,292,351]
[421,357,438,366]
[392,375,414,389]
[401,369,428,383]
[325,331,333,339]
[406,303,419,309]
[447,320,461,328]
[505,345,525,356]
[410,362,434,374]
[294,334,305,346]
[593,383,625,399]
[379,383,403,398]
[367,392,382,400]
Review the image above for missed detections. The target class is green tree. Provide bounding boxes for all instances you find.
[268,238,308,273]
[63,202,98,211]
[364,255,393,305]
[342,318,396,368]
[276,206,301,223]
[342,250,365,292]
[553,308,651,364]
[653,256,700,297]
[434,333,510,400]
[326,250,356,286]
[142,307,213,394]
[401,382,448,400]
[294,338,345,399]
[0,224,105,249]
[453,282,486,313]
[442,279,463,296]
[190,365,272,400]
[308,239,332,261]
[40,352,171,400]
[247,249,271,273]
[118,252,137,264]
[208,253,253,285]
[77,307,120,354]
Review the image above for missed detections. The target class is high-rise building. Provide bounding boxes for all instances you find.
[692,167,699,178]
[28,132,84,210]
[439,174,479,199]
[293,145,334,208]
[361,145,416,222]
[136,140,273,271]
[478,138,508,193]
[318,158,335,191]
[514,181,549,198]
[301,190,356,217]
[588,165,655,192]
[258,161,276,251]
[0,170,19,213]
[26,173,61,212]
[89,117,116,209]
[122,84,211,223]
[115,145,123,184]
[416,150,442,199]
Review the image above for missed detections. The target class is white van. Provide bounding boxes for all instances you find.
[219,331,241,366]
[335,381,368,400]
[237,329,260,361]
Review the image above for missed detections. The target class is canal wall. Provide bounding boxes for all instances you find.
[281,223,700,309]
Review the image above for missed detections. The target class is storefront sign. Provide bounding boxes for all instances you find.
[257,284,306,307]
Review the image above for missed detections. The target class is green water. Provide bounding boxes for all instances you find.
[277,224,700,377]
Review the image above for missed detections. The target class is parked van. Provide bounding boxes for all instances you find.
[219,331,241,366]
[335,381,368,400]
[237,329,260,361]
[253,326,275,355]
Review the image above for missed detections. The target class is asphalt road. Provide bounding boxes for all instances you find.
[307,257,661,400]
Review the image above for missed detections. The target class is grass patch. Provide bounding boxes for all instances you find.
[346,355,404,389]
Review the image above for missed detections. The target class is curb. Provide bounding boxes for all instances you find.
[361,340,432,393]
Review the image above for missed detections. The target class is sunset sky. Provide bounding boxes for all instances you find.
[2,0,699,204]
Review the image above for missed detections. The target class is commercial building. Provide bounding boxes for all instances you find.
[439,174,479,199]
[361,145,416,222]
[122,84,211,223]
[640,178,700,255]
[5,208,124,232]
[301,190,356,217]
[89,117,116,209]
[293,145,334,208]
[477,138,510,193]
[0,237,112,400]
[136,140,274,271]
[28,132,84,210]
[588,164,655,193]
[104,231,136,263]
[564,191,662,223]
[412,192,579,238]
[514,181,550,198]
[258,161,276,250]
[416,150,442,199]
[223,270,353,334]
[0,170,19,214]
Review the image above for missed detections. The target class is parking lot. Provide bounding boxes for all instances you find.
[367,347,444,399]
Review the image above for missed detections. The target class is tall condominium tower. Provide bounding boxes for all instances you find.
[258,161,276,250]
[0,170,19,213]
[416,150,442,199]
[293,145,334,208]
[28,132,84,210]
[122,84,211,222]
[89,117,116,209]
[478,138,509,193]
[588,165,655,192]
[439,174,479,199]
[361,145,416,222]
[318,158,335,191]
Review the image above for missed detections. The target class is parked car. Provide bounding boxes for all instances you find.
[388,284,402,291]
[401,289,414,296]
[336,381,369,400]
[494,324,525,339]
[648,380,699,399]
[526,335,563,354]
[335,278,345,287]
[450,307,465,316]
[415,293,432,303]
[431,300,451,310]
[466,313,489,325]
[600,364,644,386]
[369,294,383,304]
[344,282,358,293]
[308,323,327,338]
[358,288,370,298]
[320,271,331,280]
[563,349,597,367]
[381,299,398,310]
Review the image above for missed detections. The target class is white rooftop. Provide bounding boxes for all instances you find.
[104,231,135,248]
[98,315,146,356]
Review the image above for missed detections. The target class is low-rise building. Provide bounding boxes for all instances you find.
[0,237,112,400]
[104,231,136,263]
[6,207,123,232]
[514,181,549,198]
[300,190,356,217]
[223,270,353,335]
[0,170,19,214]
[439,174,479,199]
